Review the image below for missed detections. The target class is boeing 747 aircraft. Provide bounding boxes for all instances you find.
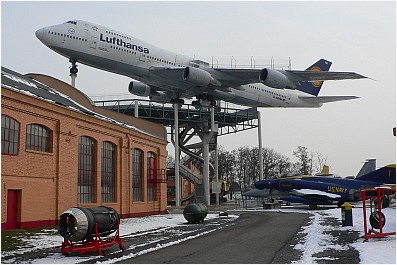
[36,20,367,107]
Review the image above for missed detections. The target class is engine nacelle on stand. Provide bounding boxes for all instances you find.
[57,206,123,255]
[59,206,120,242]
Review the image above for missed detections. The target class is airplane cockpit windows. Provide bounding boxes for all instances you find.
[65,21,77,25]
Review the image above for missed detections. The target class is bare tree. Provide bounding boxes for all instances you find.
[293,146,313,175]
[167,154,175,168]
[312,151,328,174]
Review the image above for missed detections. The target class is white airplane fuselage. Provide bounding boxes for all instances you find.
[35,20,323,108]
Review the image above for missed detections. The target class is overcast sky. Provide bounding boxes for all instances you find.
[1,1,396,177]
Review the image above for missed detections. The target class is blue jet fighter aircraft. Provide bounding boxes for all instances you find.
[254,162,396,209]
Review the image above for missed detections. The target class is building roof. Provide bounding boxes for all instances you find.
[1,67,166,140]
[2,67,92,112]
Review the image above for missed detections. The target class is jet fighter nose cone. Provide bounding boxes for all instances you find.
[35,28,44,41]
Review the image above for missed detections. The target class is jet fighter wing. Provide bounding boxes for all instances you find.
[290,189,341,200]
[280,189,341,206]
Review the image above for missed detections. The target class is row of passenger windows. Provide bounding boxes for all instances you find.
[109,45,184,67]
[106,30,131,41]
[48,29,185,67]
[248,84,287,99]
[110,45,138,55]
[48,31,88,42]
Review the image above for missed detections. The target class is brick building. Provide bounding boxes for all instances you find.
[1,67,168,230]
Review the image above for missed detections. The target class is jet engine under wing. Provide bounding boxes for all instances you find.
[299,95,359,104]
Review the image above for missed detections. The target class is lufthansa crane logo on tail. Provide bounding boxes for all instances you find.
[311,66,323,88]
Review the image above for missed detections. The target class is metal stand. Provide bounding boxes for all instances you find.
[361,187,396,240]
[95,99,259,206]
[57,223,124,256]
[174,103,181,206]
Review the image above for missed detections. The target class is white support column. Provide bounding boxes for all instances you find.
[211,106,220,205]
[215,145,219,206]
[70,73,77,88]
[258,110,263,180]
[203,133,210,206]
[174,103,181,207]
[134,100,139,118]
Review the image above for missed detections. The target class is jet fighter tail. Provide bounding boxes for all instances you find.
[355,164,396,184]
[356,159,376,178]
[297,59,332,96]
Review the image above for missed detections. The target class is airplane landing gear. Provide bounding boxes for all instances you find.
[69,59,78,87]
[193,94,216,107]
[171,98,184,105]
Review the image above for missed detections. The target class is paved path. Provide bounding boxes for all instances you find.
[119,212,310,263]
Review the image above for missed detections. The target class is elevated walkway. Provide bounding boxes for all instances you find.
[95,99,259,136]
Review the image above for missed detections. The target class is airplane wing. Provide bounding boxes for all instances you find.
[284,70,367,82]
[150,66,368,91]
[280,189,341,206]
[299,95,359,104]
[212,69,367,85]
[242,188,274,198]
[209,68,262,86]
[149,67,250,91]
[149,67,185,80]
[290,189,341,200]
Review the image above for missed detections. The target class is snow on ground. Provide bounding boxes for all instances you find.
[288,206,396,264]
[349,207,396,264]
[2,213,230,264]
[1,206,395,264]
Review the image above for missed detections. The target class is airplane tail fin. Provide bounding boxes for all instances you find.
[356,159,376,178]
[355,164,396,184]
[321,165,329,175]
[297,59,332,96]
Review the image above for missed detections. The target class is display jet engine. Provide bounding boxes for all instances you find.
[58,206,120,242]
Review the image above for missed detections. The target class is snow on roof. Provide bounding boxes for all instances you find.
[1,67,163,140]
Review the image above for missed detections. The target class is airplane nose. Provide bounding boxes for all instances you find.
[255,180,269,189]
[35,28,44,41]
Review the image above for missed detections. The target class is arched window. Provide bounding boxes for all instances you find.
[102,141,116,203]
[147,151,157,201]
[26,124,51,152]
[132,148,143,202]
[1,115,20,155]
[78,136,96,204]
